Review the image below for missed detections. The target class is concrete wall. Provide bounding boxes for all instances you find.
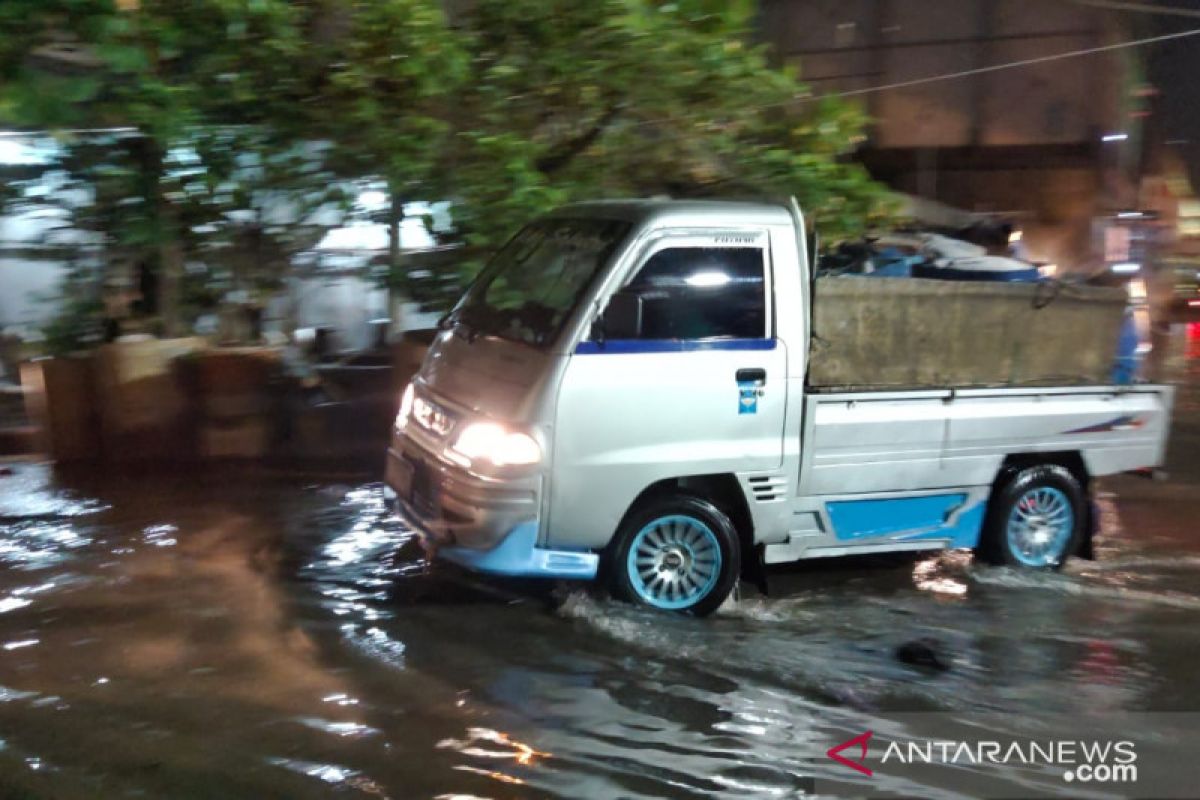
[0,256,65,333]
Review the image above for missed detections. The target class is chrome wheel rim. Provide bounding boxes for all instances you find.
[1006,486,1074,567]
[627,515,722,610]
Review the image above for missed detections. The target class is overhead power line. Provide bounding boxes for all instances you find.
[816,27,1200,102]
[1063,0,1200,20]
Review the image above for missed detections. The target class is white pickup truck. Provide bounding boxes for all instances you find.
[386,199,1173,615]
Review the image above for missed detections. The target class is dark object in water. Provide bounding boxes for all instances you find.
[895,637,951,672]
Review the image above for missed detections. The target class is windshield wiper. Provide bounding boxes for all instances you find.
[436,307,477,343]
[441,303,550,348]
[445,304,503,343]
[437,306,463,330]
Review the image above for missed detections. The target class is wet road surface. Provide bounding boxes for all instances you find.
[0,369,1198,797]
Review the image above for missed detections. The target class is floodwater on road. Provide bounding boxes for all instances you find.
[0,365,1198,797]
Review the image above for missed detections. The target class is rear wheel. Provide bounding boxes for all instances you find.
[609,492,740,616]
[978,464,1085,569]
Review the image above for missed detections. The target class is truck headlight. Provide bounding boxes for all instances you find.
[448,422,541,467]
[395,383,415,431]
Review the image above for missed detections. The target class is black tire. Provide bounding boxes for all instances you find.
[608,492,741,617]
[977,464,1086,570]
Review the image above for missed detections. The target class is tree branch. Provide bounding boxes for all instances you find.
[534,104,622,176]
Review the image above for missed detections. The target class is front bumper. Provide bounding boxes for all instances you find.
[385,436,597,580]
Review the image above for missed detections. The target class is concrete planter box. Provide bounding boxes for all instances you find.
[183,348,281,420]
[179,348,282,460]
[20,356,101,462]
[93,338,206,461]
[808,277,1127,390]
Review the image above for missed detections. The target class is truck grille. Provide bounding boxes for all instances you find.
[408,456,439,517]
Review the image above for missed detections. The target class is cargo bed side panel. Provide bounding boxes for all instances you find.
[801,387,1172,497]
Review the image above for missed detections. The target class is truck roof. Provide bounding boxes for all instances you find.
[548,198,794,228]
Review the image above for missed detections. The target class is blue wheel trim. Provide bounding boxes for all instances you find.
[626,515,723,610]
[1005,486,1074,567]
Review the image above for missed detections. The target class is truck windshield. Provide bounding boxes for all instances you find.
[449,217,630,348]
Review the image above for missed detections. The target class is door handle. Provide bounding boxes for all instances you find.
[736,368,766,385]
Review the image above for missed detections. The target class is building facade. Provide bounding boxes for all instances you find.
[759,0,1140,273]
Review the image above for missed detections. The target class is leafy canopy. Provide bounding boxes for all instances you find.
[0,0,895,324]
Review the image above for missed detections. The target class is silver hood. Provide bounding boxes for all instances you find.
[418,329,559,423]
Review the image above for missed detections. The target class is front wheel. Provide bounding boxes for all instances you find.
[978,464,1086,569]
[608,492,741,616]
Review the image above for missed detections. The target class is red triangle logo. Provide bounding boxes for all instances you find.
[827,730,874,777]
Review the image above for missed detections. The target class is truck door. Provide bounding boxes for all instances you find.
[549,231,789,550]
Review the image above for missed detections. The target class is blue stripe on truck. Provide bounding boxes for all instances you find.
[575,338,777,355]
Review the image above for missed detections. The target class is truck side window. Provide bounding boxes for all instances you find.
[628,246,766,340]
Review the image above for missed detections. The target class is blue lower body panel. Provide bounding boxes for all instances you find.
[437,521,599,580]
[897,501,986,548]
[826,493,985,548]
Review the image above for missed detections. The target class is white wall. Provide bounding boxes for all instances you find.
[0,256,65,334]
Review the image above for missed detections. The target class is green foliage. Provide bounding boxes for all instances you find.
[318,0,465,187]
[38,259,106,357]
[416,0,896,305]
[0,1,346,337]
[1,0,896,325]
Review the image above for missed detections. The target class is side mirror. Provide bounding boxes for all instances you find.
[602,288,643,340]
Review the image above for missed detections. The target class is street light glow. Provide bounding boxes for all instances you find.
[1111,262,1140,274]
[1102,132,1129,142]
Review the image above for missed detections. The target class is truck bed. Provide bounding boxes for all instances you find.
[807,276,1128,389]
[798,384,1173,498]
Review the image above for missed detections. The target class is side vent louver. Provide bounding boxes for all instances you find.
[747,475,787,503]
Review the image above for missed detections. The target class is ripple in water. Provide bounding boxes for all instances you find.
[303,484,417,671]
[268,757,391,797]
[0,521,90,570]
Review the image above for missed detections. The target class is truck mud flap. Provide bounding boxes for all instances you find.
[743,543,770,596]
[1077,499,1100,560]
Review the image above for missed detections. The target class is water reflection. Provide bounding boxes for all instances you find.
[0,459,1196,797]
[0,521,90,569]
[294,717,380,738]
[3,639,38,650]
[437,726,550,766]
[142,523,178,547]
[912,551,971,597]
[0,597,32,614]
[268,757,392,797]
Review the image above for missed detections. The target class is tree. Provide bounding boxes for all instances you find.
[2,0,895,329]
[310,0,467,307]
[0,0,327,335]
[441,0,892,247]
[395,0,896,307]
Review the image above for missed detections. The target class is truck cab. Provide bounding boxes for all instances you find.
[387,199,1172,615]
